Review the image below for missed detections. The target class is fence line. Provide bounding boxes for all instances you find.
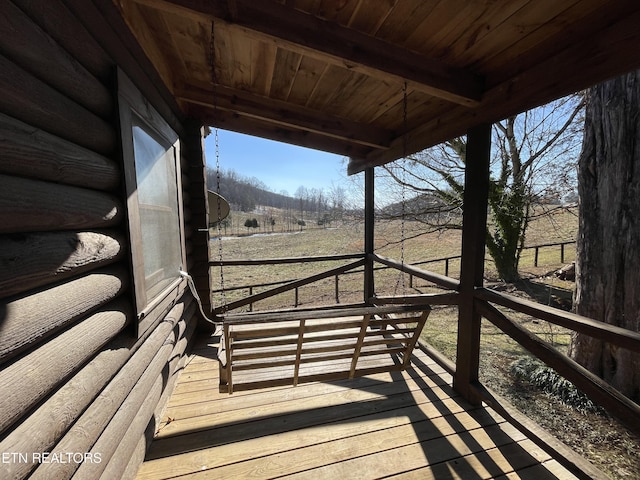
[210,240,576,299]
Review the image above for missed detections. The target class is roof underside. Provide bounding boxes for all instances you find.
[115,0,640,173]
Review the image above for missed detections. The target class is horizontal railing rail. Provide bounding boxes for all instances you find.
[476,298,640,433]
[210,253,461,309]
[209,253,365,266]
[370,292,459,306]
[475,287,640,353]
[371,253,461,290]
[210,239,575,296]
[212,258,366,314]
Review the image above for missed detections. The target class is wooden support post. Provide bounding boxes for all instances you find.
[335,274,340,303]
[364,167,375,303]
[561,243,565,263]
[534,247,539,267]
[183,120,212,315]
[454,123,491,405]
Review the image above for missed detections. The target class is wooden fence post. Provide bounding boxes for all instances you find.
[454,123,491,406]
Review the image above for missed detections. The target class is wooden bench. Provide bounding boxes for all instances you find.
[216,304,431,393]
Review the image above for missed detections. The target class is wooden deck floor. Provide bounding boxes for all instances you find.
[136,333,585,480]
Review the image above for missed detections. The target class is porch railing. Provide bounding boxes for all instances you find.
[210,239,576,311]
[208,250,640,438]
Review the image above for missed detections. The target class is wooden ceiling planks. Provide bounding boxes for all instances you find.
[225,22,253,90]
[317,0,361,25]
[211,24,235,86]
[117,1,177,95]
[374,88,449,136]
[269,48,303,101]
[250,39,277,97]
[117,0,640,173]
[359,87,406,125]
[339,75,397,124]
[351,3,640,173]
[344,0,397,35]
[435,0,531,65]
[480,0,631,86]
[127,0,484,104]
[462,0,584,75]
[492,6,640,106]
[220,0,483,105]
[412,1,490,62]
[379,0,461,52]
[287,56,330,107]
[373,0,440,45]
[290,0,324,16]
[321,70,372,119]
[445,0,549,69]
[166,13,211,88]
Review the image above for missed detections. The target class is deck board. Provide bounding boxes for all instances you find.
[136,332,585,479]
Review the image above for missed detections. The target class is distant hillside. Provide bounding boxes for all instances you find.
[205,168,319,212]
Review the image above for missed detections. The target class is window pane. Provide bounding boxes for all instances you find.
[133,124,182,300]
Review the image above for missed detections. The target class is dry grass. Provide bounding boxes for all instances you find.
[209,206,639,478]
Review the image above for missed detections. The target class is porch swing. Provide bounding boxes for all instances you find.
[206,24,431,394]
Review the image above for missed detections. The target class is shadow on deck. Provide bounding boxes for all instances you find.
[136,333,585,479]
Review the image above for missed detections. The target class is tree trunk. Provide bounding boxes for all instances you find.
[486,182,527,283]
[570,71,640,402]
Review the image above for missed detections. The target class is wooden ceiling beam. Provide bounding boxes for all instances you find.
[188,104,373,159]
[175,82,392,150]
[131,0,484,106]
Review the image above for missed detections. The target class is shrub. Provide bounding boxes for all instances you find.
[510,357,604,414]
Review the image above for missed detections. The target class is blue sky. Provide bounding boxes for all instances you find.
[204,130,354,197]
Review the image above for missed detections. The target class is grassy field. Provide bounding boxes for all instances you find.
[210,205,577,308]
[208,206,639,478]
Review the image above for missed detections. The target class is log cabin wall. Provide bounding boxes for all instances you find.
[0,1,210,478]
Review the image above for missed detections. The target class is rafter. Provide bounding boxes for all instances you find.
[187,104,373,159]
[175,82,392,150]
[131,0,484,106]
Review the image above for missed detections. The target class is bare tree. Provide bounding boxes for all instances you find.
[328,182,347,222]
[382,94,584,281]
[294,185,308,221]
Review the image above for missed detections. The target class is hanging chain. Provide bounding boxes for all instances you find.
[401,82,408,294]
[209,21,227,311]
[394,82,408,296]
